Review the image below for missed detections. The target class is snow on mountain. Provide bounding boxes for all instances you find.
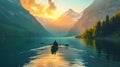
[68,0,120,36]
[59,9,82,22]
[36,9,82,36]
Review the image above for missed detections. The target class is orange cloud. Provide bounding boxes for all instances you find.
[20,0,57,18]
[48,0,56,10]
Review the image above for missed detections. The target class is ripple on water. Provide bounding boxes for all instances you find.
[23,46,86,67]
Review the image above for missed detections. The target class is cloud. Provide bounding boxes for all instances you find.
[20,0,57,17]
[47,0,56,15]
[48,0,56,10]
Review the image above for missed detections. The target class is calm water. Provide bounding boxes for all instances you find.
[0,37,120,67]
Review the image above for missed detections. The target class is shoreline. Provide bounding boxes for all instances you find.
[75,36,120,42]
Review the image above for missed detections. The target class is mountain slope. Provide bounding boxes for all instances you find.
[58,9,81,24]
[78,11,120,39]
[69,0,120,36]
[55,9,82,32]
[36,9,82,36]
[0,0,50,38]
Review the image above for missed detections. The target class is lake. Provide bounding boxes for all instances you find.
[0,37,120,67]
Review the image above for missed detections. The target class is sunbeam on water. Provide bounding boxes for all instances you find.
[23,46,85,67]
[24,54,69,67]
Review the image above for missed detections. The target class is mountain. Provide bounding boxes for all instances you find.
[58,9,82,23]
[0,0,51,38]
[36,9,82,36]
[68,0,120,36]
[77,11,120,39]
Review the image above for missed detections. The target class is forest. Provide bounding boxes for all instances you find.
[76,11,120,39]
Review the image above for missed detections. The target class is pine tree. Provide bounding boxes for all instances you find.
[80,11,120,38]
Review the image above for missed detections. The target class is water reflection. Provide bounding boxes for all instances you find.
[1,37,120,67]
[80,39,96,50]
[24,53,69,67]
[80,39,120,62]
[24,46,85,67]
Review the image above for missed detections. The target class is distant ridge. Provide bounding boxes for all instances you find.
[68,0,120,36]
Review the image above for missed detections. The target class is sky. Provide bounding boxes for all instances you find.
[20,0,94,36]
[20,0,94,19]
[53,0,94,13]
[36,0,94,13]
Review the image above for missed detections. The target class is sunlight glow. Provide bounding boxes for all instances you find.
[20,0,61,20]
[20,0,94,20]
[24,53,69,67]
[31,6,39,11]
[44,13,61,20]
[23,45,86,67]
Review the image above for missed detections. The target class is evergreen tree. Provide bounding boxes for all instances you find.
[106,15,109,23]
[79,11,120,38]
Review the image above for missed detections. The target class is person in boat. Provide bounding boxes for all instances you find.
[51,40,59,54]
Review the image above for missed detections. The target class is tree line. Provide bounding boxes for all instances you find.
[77,11,120,39]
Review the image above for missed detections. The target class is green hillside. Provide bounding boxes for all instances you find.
[0,0,51,38]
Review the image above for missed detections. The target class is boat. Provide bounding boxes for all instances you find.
[51,40,59,54]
